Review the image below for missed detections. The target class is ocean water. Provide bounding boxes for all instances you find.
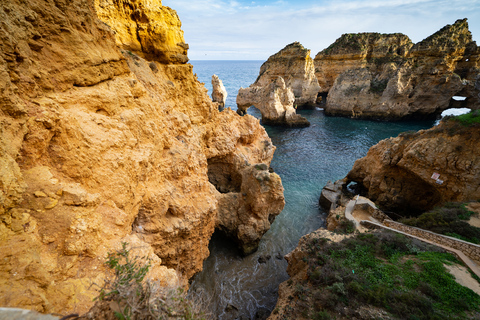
[189,60,436,319]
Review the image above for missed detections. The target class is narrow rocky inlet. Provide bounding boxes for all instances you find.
[1,0,479,319]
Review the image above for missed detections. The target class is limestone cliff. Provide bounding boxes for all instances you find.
[94,0,188,64]
[0,0,284,315]
[237,76,310,127]
[347,119,480,215]
[253,42,320,107]
[316,19,480,120]
[236,42,318,127]
[315,32,412,94]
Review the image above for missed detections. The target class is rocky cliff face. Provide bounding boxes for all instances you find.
[315,32,412,94]
[347,119,480,215]
[237,76,310,127]
[236,42,318,127]
[316,19,480,120]
[0,0,283,315]
[94,0,189,64]
[253,42,321,107]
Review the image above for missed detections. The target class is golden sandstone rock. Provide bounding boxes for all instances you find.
[315,19,480,120]
[0,0,284,315]
[347,120,480,215]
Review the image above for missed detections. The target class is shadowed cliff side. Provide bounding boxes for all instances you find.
[0,0,284,315]
[347,118,480,215]
[315,19,480,120]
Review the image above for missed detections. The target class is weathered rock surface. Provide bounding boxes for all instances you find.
[316,19,480,120]
[0,0,283,315]
[237,76,310,127]
[267,229,353,320]
[211,74,227,110]
[315,33,412,94]
[347,119,480,215]
[252,42,321,107]
[214,163,285,255]
[94,0,189,64]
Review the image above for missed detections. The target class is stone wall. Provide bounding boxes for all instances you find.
[383,220,480,261]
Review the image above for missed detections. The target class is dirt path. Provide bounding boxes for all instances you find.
[467,203,480,228]
[445,264,480,295]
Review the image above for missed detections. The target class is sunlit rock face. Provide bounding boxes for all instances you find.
[0,0,284,314]
[237,76,310,127]
[211,74,227,109]
[94,0,189,64]
[252,42,321,107]
[347,120,480,215]
[236,42,318,127]
[315,19,480,120]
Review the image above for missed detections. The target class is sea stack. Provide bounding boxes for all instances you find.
[316,19,480,120]
[236,42,320,127]
[211,74,228,110]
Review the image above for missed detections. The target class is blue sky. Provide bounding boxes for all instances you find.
[162,0,480,60]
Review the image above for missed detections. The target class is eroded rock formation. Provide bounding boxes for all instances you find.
[214,163,285,255]
[211,74,227,110]
[0,0,283,315]
[315,19,480,120]
[94,0,189,64]
[236,42,319,127]
[252,42,321,107]
[237,76,310,127]
[347,119,480,215]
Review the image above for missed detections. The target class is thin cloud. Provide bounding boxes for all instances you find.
[162,0,480,60]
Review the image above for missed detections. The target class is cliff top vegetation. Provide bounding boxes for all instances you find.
[275,230,480,319]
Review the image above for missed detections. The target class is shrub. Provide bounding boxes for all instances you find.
[300,230,480,319]
[94,242,207,320]
[401,202,480,244]
[451,110,480,126]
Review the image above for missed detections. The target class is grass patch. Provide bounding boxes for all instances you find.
[284,230,480,320]
[449,110,480,126]
[401,202,480,244]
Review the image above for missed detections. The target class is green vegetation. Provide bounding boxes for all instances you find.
[95,242,207,320]
[450,110,480,126]
[280,230,480,320]
[401,202,480,244]
[334,218,356,234]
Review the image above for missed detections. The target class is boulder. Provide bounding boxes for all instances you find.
[211,74,227,110]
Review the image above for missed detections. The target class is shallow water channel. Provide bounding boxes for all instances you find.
[189,60,435,319]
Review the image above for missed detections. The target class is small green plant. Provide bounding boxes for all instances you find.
[299,230,480,319]
[95,242,207,320]
[450,110,480,126]
[401,202,480,244]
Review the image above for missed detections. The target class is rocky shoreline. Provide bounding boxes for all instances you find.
[1,0,480,319]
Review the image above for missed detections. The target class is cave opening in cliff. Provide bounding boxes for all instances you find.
[207,157,242,193]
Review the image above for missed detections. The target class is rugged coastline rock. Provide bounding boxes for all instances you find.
[237,76,310,127]
[94,0,189,64]
[347,119,480,215]
[211,74,227,110]
[315,19,480,120]
[214,163,285,255]
[252,42,321,107]
[236,42,319,127]
[0,0,284,315]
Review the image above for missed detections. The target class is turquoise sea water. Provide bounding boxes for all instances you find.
[189,60,436,319]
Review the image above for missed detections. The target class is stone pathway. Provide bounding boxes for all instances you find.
[344,197,480,280]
